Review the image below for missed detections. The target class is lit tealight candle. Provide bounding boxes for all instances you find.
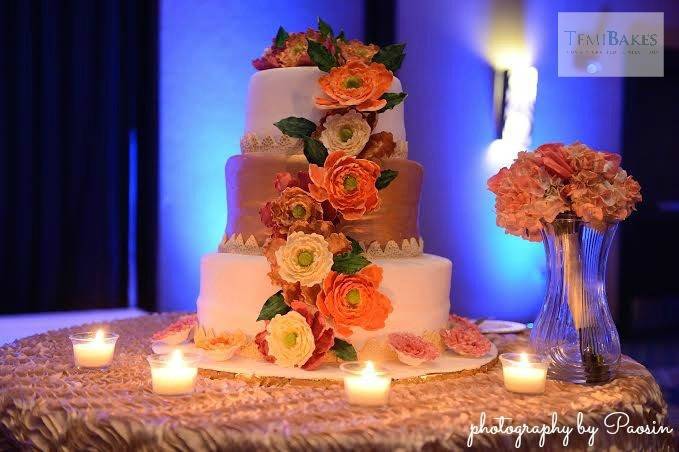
[69,329,119,369]
[341,361,391,406]
[147,350,200,396]
[500,352,549,394]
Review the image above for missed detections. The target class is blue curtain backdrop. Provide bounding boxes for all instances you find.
[0,0,157,313]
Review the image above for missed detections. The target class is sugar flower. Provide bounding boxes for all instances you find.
[274,231,334,287]
[308,151,381,220]
[440,325,491,358]
[316,265,392,336]
[264,311,316,367]
[253,29,334,70]
[315,60,392,111]
[337,39,379,64]
[388,333,440,366]
[198,330,248,362]
[358,131,397,162]
[260,187,324,237]
[151,314,197,345]
[319,110,372,156]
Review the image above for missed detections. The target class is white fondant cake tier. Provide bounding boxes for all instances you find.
[197,253,451,351]
[245,67,406,144]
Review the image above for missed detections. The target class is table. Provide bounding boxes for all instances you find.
[0,313,673,451]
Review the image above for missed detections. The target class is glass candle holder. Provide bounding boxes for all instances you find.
[147,350,200,396]
[340,361,391,406]
[500,352,549,394]
[69,330,119,369]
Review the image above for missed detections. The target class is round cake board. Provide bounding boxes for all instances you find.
[152,342,498,381]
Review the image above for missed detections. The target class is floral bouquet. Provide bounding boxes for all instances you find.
[488,142,642,383]
[487,142,642,241]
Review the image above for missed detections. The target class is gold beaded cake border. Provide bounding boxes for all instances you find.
[199,356,499,388]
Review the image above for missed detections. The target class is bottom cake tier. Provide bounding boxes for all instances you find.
[196,253,452,353]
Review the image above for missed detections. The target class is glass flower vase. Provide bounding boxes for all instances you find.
[530,214,620,384]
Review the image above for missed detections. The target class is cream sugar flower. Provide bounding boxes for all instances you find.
[319,110,371,156]
[275,231,334,287]
[266,311,315,367]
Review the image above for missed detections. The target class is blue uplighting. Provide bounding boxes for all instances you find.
[158,1,364,311]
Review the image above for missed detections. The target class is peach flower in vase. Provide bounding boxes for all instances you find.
[315,61,393,111]
[316,265,392,336]
[308,151,381,220]
[387,333,440,366]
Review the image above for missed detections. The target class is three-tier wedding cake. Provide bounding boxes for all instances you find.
[153,20,492,371]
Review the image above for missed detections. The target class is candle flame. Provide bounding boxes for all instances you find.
[362,361,377,377]
[168,349,184,368]
[94,329,105,343]
[518,352,530,367]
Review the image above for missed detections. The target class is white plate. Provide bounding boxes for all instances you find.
[476,320,527,334]
[152,342,498,381]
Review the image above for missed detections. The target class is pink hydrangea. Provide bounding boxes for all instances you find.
[440,325,491,358]
[388,333,440,366]
[488,142,642,240]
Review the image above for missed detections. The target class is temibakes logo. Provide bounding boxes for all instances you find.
[563,30,659,47]
[558,12,663,77]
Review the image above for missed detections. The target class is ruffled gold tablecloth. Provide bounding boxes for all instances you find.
[0,313,673,451]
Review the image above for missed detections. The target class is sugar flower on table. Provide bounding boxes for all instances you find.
[273,231,334,287]
[197,330,248,362]
[448,314,476,330]
[337,39,379,64]
[316,265,392,336]
[440,325,492,358]
[315,60,392,112]
[260,187,324,237]
[255,303,334,369]
[308,151,381,220]
[151,314,197,345]
[387,333,440,366]
[319,110,372,157]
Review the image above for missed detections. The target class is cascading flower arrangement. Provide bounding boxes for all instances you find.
[488,142,642,383]
[252,18,408,369]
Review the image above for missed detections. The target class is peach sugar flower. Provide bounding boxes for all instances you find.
[308,151,381,220]
[315,60,393,112]
[337,39,379,64]
[260,187,324,237]
[316,265,392,336]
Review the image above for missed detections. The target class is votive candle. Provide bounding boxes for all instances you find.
[500,352,549,394]
[69,330,119,369]
[341,361,391,406]
[147,350,200,396]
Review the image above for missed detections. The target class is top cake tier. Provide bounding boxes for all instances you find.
[242,67,407,155]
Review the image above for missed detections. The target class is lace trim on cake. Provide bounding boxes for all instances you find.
[361,237,423,258]
[218,233,263,255]
[240,133,304,155]
[241,133,409,159]
[218,233,423,258]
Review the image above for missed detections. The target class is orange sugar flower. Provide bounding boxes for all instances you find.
[316,265,392,336]
[315,60,393,112]
[308,151,381,220]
